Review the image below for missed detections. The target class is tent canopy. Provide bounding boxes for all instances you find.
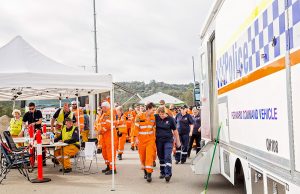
[138,92,184,105]
[0,36,112,101]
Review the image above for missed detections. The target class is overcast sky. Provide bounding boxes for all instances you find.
[0,0,212,84]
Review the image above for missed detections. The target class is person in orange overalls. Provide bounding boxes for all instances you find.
[115,106,127,160]
[130,106,139,151]
[124,108,133,142]
[98,101,118,175]
[134,102,156,182]
[95,106,103,154]
[71,101,86,142]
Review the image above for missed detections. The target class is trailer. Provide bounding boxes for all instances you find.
[191,0,300,193]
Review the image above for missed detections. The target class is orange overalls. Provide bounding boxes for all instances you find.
[134,112,156,173]
[73,108,86,142]
[99,111,118,170]
[95,112,103,150]
[124,111,132,142]
[130,111,138,148]
[115,113,127,155]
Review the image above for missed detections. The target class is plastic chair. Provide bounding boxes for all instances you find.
[74,141,98,174]
[0,134,32,184]
[3,131,27,152]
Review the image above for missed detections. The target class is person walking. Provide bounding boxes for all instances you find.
[134,102,156,182]
[174,105,194,164]
[187,107,201,158]
[115,106,127,160]
[98,101,118,175]
[155,106,180,182]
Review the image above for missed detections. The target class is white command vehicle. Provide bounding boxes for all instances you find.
[192,0,300,193]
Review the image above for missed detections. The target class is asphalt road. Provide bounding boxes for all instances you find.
[0,143,244,194]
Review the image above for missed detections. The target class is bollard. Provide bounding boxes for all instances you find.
[43,124,47,134]
[28,124,35,167]
[31,130,51,183]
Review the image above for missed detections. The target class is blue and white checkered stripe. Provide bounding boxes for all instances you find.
[247,0,299,68]
[217,0,300,89]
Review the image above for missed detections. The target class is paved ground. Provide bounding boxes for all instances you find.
[0,144,244,194]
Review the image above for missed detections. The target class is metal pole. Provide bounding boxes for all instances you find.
[192,56,196,106]
[192,56,196,85]
[76,97,81,146]
[93,0,98,73]
[110,84,115,191]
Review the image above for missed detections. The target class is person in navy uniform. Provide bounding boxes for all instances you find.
[187,107,201,158]
[155,106,180,182]
[175,105,194,164]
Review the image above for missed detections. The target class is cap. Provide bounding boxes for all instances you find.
[180,105,188,109]
[65,117,72,122]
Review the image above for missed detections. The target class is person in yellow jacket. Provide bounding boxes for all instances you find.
[115,106,127,160]
[53,118,80,173]
[134,102,156,182]
[51,102,76,137]
[71,101,86,142]
[8,109,23,138]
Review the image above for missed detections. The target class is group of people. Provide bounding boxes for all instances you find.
[7,99,202,182]
[95,99,202,183]
[7,101,90,173]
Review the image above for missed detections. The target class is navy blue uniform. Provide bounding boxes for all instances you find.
[175,113,193,163]
[155,114,176,177]
[188,113,201,157]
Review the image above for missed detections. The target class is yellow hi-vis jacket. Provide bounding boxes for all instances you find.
[9,117,23,136]
[62,126,79,146]
[57,109,74,126]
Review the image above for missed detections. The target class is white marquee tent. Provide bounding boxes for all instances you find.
[0,36,112,101]
[139,92,184,105]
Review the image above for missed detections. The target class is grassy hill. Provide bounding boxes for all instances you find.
[115,81,194,107]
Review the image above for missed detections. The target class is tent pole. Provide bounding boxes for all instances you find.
[93,93,99,138]
[76,96,81,147]
[110,85,115,191]
[89,95,95,139]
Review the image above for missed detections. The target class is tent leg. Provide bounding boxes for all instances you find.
[76,97,81,147]
[110,85,115,191]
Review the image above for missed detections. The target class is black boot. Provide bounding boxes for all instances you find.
[118,154,122,160]
[159,173,165,179]
[165,175,171,182]
[135,146,138,151]
[131,145,134,151]
[97,148,102,154]
[146,172,152,182]
[153,161,156,167]
[144,170,147,179]
[102,165,110,173]
[105,170,117,175]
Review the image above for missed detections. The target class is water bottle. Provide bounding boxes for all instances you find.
[24,128,29,145]
[50,133,55,144]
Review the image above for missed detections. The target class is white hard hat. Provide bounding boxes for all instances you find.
[71,101,79,106]
[101,101,110,108]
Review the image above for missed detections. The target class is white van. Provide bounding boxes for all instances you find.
[193,0,300,193]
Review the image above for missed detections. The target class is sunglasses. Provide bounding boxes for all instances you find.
[29,107,35,110]
[71,104,77,105]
